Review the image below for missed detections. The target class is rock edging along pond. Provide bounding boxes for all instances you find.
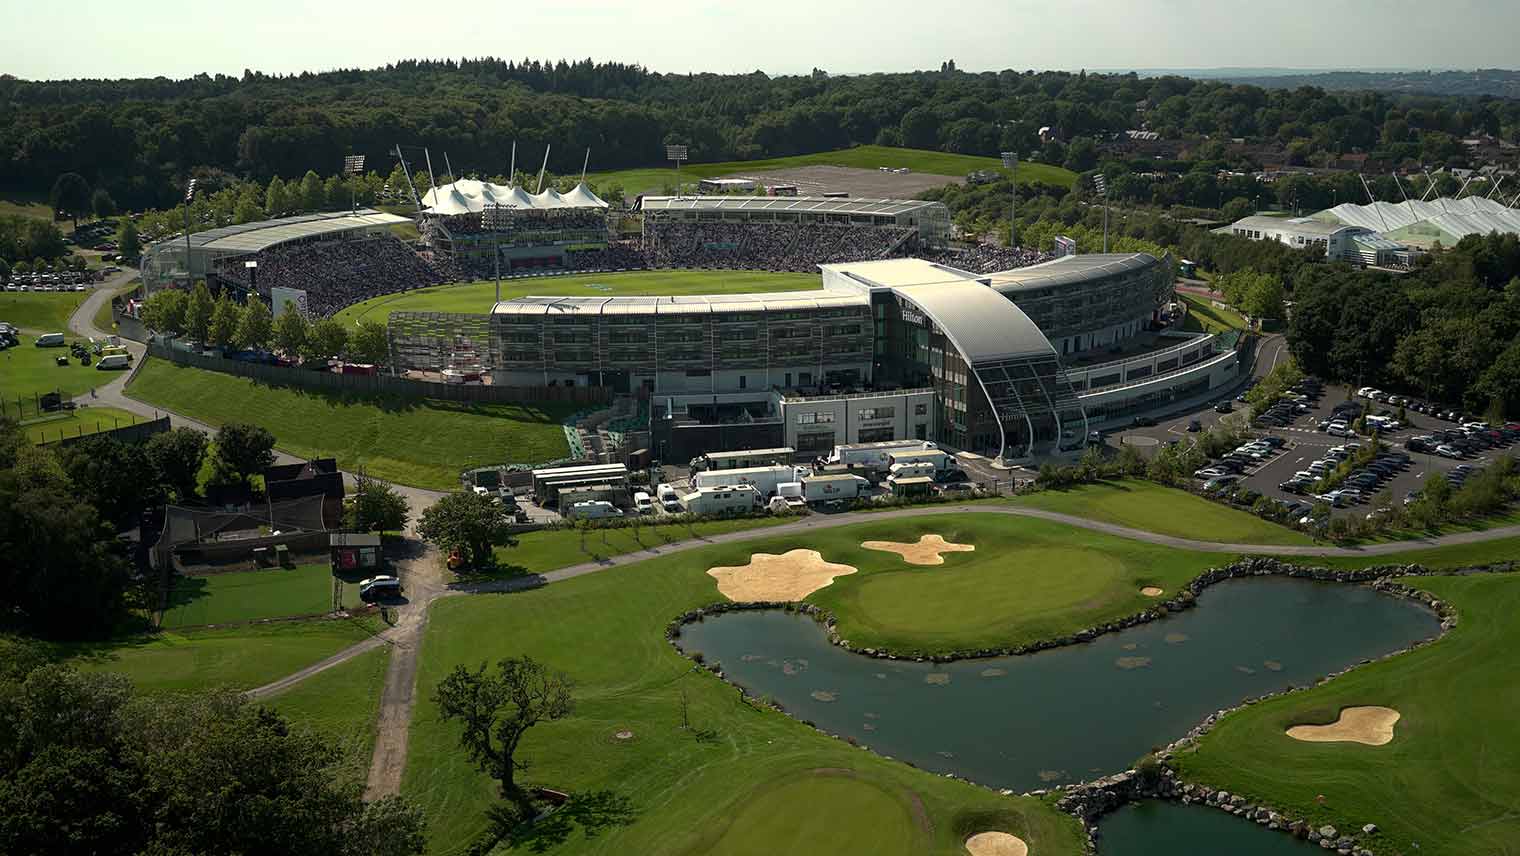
[666,557,1505,855]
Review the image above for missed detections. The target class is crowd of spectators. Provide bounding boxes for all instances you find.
[216,237,457,317]
[919,243,1053,274]
[642,222,917,272]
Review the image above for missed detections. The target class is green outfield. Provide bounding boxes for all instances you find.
[160,563,365,629]
[1175,572,1520,855]
[406,513,1096,855]
[587,145,1078,197]
[126,358,574,489]
[331,269,819,326]
[0,290,86,332]
[22,405,141,444]
[70,616,383,694]
[1013,480,1315,546]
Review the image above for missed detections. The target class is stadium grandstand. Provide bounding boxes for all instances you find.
[386,250,1245,465]
[418,179,612,274]
[141,209,413,292]
[1308,196,1520,250]
[640,195,951,246]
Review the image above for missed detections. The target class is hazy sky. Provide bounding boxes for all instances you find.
[3,0,1516,81]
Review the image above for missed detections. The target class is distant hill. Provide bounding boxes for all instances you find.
[1210,69,1520,99]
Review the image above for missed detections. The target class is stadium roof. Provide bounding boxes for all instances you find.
[166,209,411,255]
[491,289,867,318]
[421,179,607,216]
[984,253,1162,293]
[1221,215,1362,238]
[640,195,940,218]
[1312,197,1520,248]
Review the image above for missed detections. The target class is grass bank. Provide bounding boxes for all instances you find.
[1180,293,1247,334]
[21,405,140,444]
[0,290,85,332]
[266,645,390,787]
[1012,480,1314,546]
[332,270,819,327]
[126,358,573,489]
[1174,572,1520,855]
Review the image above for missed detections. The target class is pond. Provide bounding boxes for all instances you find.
[676,577,1439,793]
[1098,800,1323,854]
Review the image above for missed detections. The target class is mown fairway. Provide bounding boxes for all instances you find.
[586,145,1079,197]
[407,514,1098,855]
[126,358,574,489]
[1012,480,1315,546]
[331,269,819,326]
[1175,573,1520,855]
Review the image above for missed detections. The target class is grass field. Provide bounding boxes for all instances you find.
[331,270,820,327]
[126,358,574,488]
[0,192,64,229]
[1013,480,1315,546]
[803,514,1223,653]
[0,290,86,332]
[1315,535,1520,571]
[1175,572,1520,855]
[160,563,365,629]
[1180,294,1248,334]
[587,145,1078,197]
[70,616,383,694]
[0,333,116,409]
[266,645,390,787]
[407,515,1094,855]
[22,405,141,444]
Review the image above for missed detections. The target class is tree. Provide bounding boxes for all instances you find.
[144,428,208,502]
[236,296,273,351]
[347,475,410,533]
[212,423,276,488]
[185,281,214,343]
[272,307,309,358]
[116,219,140,260]
[417,491,515,567]
[58,436,161,526]
[208,292,240,348]
[434,656,573,817]
[303,317,349,363]
[1221,196,1253,221]
[139,289,188,336]
[349,320,390,366]
[90,188,117,220]
[264,176,289,216]
[49,173,92,227]
[298,170,325,212]
[232,195,263,225]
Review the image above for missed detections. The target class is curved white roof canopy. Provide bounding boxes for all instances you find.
[421,180,607,215]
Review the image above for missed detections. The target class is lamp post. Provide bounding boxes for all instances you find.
[1001,151,1018,248]
[343,154,366,212]
[665,145,688,198]
[182,178,198,288]
[1092,174,1109,253]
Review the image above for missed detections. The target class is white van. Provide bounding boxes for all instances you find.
[96,353,131,370]
[656,483,682,512]
[359,575,402,602]
[567,500,623,520]
[34,332,65,347]
[633,491,654,514]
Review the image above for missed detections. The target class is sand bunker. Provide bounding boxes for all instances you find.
[965,832,1029,856]
[707,550,857,601]
[1140,586,1165,597]
[1286,706,1401,746]
[861,534,976,565]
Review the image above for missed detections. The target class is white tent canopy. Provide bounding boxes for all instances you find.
[421,179,607,215]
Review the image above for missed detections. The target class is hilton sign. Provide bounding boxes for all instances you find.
[895,296,927,326]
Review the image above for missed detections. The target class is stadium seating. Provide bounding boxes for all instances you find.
[216,237,458,317]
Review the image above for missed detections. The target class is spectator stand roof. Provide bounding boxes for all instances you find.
[640,195,941,218]
[983,252,1164,293]
[420,179,608,216]
[1311,196,1520,248]
[155,209,412,256]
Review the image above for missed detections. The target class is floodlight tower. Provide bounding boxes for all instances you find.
[342,154,365,212]
[666,145,689,198]
[181,178,198,291]
[1001,151,1018,248]
[1092,173,1109,253]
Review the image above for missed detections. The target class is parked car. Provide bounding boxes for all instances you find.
[1214,401,1233,414]
[1435,444,1463,459]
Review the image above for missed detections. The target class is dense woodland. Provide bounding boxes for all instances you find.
[6,59,1520,210]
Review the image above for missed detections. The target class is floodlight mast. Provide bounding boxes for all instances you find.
[666,145,689,199]
[1092,173,1109,253]
[181,178,198,291]
[342,154,365,212]
[1001,152,1018,248]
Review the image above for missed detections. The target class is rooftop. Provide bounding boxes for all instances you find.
[984,253,1163,292]
[153,209,412,255]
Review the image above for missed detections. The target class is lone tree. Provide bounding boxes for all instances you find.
[347,474,410,533]
[417,491,515,567]
[91,187,117,220]
[49,172,91,227]
[213,423,276,488]
[434,656,573,819]
[117,219,140,260]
